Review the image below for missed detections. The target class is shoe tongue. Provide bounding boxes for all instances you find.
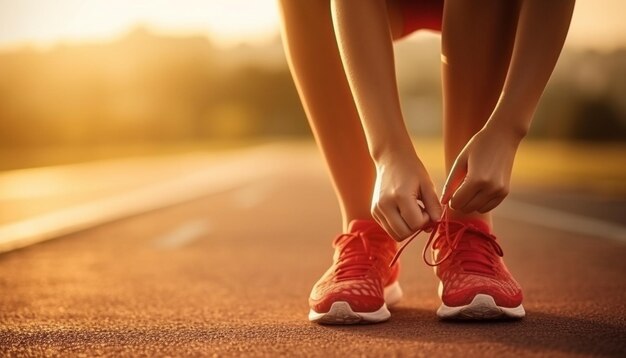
[348,219,385,234]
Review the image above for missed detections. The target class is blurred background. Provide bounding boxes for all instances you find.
[0,0,624,229]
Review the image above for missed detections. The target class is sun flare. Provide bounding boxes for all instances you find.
[0,0,281,49]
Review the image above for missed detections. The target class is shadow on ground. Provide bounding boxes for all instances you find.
[329,307,625,357]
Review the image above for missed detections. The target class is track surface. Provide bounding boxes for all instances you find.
[1,148,625,357]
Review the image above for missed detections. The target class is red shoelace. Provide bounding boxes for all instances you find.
[332,232,376,281]
[389,205,504,275]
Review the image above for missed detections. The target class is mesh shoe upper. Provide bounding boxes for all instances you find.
[431,219,523,308]
[389,206,523,308]
[309,220,399,313]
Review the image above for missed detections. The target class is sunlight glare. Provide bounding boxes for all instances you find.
[0,0,281,48]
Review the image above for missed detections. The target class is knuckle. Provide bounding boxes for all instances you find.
[390,189,405,201]
[406,220,421,231]
[379,194,394,206]
[492,186,507,197]
[469,176,488,186]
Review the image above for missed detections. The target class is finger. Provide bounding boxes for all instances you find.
[463,189,490,213]
[372,208,401,240]
[442,153,468,205]
[416,199,432,223]
[421,185,443,222]
[449,179,482,213]
[417,199,435,232]
[478,196,504,214]
[397,195,429,232]
[382,204,413,240]
[414,199,437,232]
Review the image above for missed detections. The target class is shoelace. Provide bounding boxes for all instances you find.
[332,231,378,281]
[389,205,504,274]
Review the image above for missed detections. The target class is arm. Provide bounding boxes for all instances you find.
[443,0,575,212]
[331,0,442,239]
[331,0,411,159]
[487,0,576,137]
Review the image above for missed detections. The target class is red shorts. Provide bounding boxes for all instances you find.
[397,0,444,38]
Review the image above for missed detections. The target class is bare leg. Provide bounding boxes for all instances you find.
[278,1,403,231]
[441,0,519,225]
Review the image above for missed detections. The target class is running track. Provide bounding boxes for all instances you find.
[1,146,625,357]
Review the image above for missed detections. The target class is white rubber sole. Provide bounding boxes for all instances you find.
[308,281,403,324]
[437,293,526,320]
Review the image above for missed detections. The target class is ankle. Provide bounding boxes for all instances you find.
[342,212,376,232]
[446,208,492,229]
[344,218,382,233]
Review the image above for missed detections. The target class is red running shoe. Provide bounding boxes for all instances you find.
[391,206,525,320]
[308,220,402,324]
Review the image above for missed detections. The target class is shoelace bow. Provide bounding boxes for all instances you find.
[332,231,381,281]
[389,205,504,274]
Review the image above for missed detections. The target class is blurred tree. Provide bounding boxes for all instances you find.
[571,98,625,141]
[0,28,623,170]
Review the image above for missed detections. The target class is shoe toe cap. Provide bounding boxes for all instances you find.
[310,284,385,313]
[442,275,523,308]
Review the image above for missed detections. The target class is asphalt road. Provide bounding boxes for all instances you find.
[1,149,625,357]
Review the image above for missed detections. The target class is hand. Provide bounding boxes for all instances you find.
[372,150,443,241]
[442,125,522,214]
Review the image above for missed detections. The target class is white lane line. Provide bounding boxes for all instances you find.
[0,144,286,253]
[153,220,211,249]
[495,199,626,243]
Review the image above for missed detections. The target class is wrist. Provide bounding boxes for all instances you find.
[488,95,536,139]
[371,138,417,164]
[484,110,530,143]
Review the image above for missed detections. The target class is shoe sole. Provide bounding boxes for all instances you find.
[308,281,403,324]
[437,293,526,320]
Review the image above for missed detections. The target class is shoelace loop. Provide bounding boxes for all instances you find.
[389,205,504,271]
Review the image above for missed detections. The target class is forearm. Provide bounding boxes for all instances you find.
[487,0,575,138]
[331,0,415,161]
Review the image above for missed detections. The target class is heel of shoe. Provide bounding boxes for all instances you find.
[383,281,403,306]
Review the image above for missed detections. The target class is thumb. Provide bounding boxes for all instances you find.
[442,153,468,205]
[421,185,443,223]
